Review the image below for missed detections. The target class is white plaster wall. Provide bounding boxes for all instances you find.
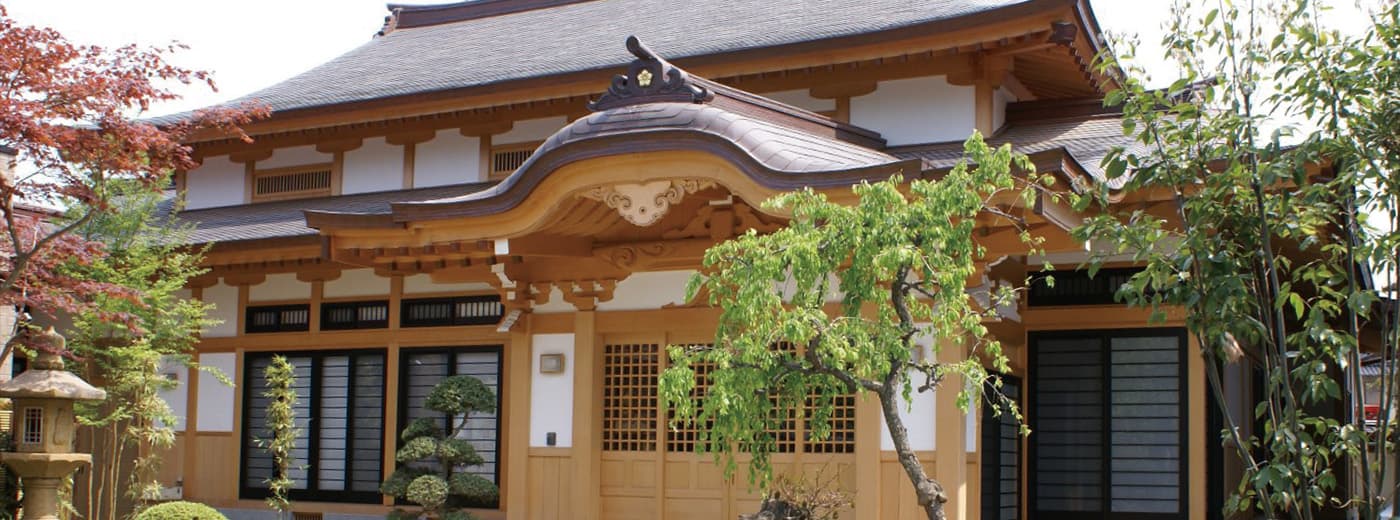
[993,86,1014,134]
[775,272,845,304]
[196,353,237,432]
[850,76,977,146]
[415,130,482,187]
[595,270,695,312]
[202,283,239,338]
[156,357,187,431]
[257,145,330,169]
[248,273,310,302]
[323,268,390,299]
[494,116,566,145]
[529,333,575,447]
[880,342,938,451]
[532,285,574,314]
[184,157,244,210]
[0,307,13,381]
[342,137,403,194]
[402,274,494,295]
[966,403,978,453]
[763,89,836,113]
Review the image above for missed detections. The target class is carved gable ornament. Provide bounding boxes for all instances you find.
[588,36,713,111]
[580,179,716,227]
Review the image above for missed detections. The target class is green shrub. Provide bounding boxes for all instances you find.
[135,501,228,520]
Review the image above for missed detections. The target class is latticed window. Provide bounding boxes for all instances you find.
[601,343,660,452]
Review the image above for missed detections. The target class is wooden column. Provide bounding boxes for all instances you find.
[382,274,405,507]
[934,342,968,519]
[571,310,600,520]
[505,315,533,517]
[1188,334,1207,519]
[853,393,882,518]
[182,286,204,500]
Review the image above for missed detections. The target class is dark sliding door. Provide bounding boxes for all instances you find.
[1029,329,1187,520]
[982,375,1022,520]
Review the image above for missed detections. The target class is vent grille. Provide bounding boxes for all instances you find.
[246,304,311,333]
[401,295,503,328]
[321,301,389,331]
[490,144,536,179]
[253,165,332,200]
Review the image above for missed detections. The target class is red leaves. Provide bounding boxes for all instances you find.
[0,7,265,353]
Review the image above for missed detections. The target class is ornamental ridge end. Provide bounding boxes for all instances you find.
[587,36,714,112]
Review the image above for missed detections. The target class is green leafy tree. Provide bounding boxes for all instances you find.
[381,375,499,520]
[61,175,220,520]
[1075,1,1400,518]
[661,134,1047,520]
[260,356,300,519]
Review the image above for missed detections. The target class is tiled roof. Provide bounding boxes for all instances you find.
[163,182,496,244]
[174,0,1033,117]
[888,116,1142,190]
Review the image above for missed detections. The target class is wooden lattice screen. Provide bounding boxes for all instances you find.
[665,348,713,453]
[601,343,660,452]
[603,341,856,454]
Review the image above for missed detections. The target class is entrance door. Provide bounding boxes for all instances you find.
[1028,329,1187,520]
[597,332,857,520]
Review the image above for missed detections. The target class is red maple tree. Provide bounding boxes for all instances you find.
[0,7,265,360]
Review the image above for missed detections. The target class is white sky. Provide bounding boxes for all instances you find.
[1,0,1378,116]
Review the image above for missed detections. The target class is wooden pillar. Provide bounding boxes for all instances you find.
[571,310,600,520]
[1188,334,1207,519]
[854,393,882,518]
[182,359,201,499]
[934,342,968,519]
[505,315,533,517]
[383,275,404,507]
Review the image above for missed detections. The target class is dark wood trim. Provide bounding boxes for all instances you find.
[389,0,597,29]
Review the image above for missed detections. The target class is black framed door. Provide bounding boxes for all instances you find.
[1028,328,1188,520]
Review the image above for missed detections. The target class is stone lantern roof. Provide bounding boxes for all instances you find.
[0,328,106,401]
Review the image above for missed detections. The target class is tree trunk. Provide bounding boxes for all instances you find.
[877,385,945,520]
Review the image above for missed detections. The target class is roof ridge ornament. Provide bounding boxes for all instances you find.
[588,36,714,111]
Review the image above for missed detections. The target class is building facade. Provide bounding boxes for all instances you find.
[157,1,1213,519]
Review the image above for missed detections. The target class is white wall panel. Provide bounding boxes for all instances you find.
[257,145,330,169]
[529,333,575,447]
[415,130,482,187]
[494,116,566,145]
[595,270,694,312]
[184,157,244,210]
[323,268,390,299]
[157,356,187,431]
[202,283,239,338]
[851,76,976,146]
[402,274,495,295]
[880,342,937,451]
[342,137,403,194]
[248,273,310,302]
[196,353,237,432]
[762,89,836,113]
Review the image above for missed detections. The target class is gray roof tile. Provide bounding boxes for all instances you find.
[185,0,1031,117]
[164,182,496,244]
[889,116,1143,189]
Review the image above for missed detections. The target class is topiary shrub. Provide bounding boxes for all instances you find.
[134,501,229,520]
[382,375,499,520]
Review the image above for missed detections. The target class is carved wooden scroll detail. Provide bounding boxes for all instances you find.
[579,179,716,227]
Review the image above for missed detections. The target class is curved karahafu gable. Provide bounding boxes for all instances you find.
[305,36,918,233]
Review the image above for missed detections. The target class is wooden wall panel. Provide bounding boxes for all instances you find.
[187,433,238,504]
[527,452,574,520]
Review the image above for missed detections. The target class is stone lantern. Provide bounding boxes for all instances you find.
[0,327,106,520]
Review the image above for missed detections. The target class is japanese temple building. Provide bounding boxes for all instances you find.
[156,1,1218,519]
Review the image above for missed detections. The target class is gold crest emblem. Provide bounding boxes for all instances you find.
[636,69,653,87]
